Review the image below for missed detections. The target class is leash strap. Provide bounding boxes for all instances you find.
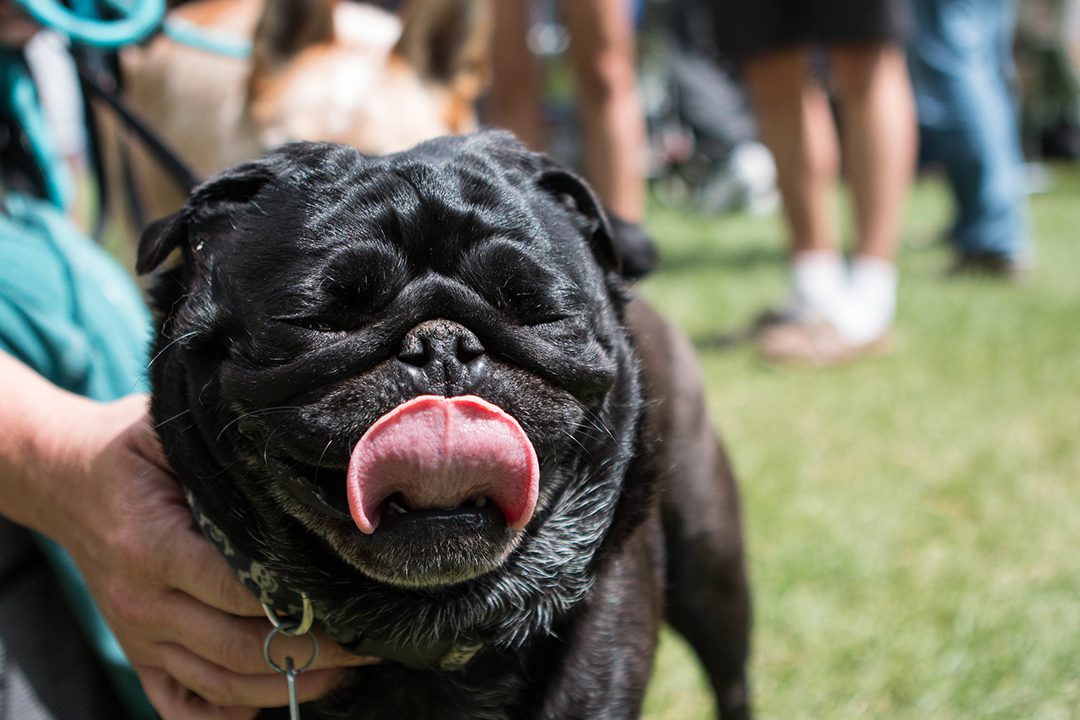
[12,0,164,48]
[75,59,201,196]
[161,16,252,59]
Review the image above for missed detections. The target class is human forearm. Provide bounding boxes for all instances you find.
[0,350,96,535]
[0,350,375,717]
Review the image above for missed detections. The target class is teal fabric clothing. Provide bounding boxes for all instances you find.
[1,53,157,720]
[0,194,158,720]
[0,194,151,400]
[0,48,74,209]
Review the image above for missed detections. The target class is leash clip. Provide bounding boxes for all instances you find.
[263,594,319,720]
[262,593,315,637]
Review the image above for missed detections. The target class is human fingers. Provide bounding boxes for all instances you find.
[85,477,264,621]
[105,419,265,618]
[121,394,173,472]
[137,666,259,720]
[161,521,266,617]
[153,643,353,709]
[156,591,378,674]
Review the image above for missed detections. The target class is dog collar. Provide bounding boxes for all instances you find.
[184,491,485,671]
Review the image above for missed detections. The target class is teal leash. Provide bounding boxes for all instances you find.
[11,0,164,47]
[161,15,252,59]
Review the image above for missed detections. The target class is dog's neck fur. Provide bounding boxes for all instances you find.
[185,489,487,671]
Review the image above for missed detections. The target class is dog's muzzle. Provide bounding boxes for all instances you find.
[345,394,540,534]
[398,319,489,396]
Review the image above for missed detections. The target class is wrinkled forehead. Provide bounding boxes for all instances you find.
[214,152,583,287]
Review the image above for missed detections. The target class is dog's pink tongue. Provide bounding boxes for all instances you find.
[346,395,539,534]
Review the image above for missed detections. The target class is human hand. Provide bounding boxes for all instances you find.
[22,392,378,719]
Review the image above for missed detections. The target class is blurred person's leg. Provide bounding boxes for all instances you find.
[909,0,1032,272]
[743,48,841,257]
[739,0,913,361]
[830,43,917,263]
[488,0,656,276]
[560,0,647,224]
[488,0,548,151]
[706,0,849,325]
[742,47,849,327]
[560,0,656,275]
[824,43,915,347]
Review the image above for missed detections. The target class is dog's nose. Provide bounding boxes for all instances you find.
[397,320,487,395]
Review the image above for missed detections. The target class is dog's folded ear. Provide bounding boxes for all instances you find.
[250,0,336,85]
[394,0,493,102]
[136,210,188,276]
[536,168,621,274]
[136,163,276,275]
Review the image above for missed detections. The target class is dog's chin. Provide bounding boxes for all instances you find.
[254,448,528,588]
[273,482,525,589]
[338,504,522,588]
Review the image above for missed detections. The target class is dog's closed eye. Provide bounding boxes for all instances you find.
[276,316,348,333]
[464,242,588,326]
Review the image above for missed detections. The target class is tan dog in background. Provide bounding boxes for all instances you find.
[109,0,491,227]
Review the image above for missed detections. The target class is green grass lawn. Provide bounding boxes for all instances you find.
[638,168,1080,719]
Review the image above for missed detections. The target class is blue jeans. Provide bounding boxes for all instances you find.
[908,0,1032,262]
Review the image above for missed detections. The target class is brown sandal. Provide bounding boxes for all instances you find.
[755,312,893,365]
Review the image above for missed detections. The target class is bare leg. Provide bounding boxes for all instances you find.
[742,47,841,256]
[745,45,911,360]
[488,0,548,152]
[560,0,647,222]
[830,43,917,262]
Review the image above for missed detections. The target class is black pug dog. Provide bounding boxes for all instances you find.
[137,131,751,720]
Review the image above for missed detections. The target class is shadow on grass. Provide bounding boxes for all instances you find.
[654,244,786,274]
[690,325,759,352]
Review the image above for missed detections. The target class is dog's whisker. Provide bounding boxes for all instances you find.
[258,427,290,475]
[197,456,246,481]
[154,408,192,429]
[565,414,616,452]
[577,405,618,444]
[557,427,592,457]
[215,406,304,442]
[146,331,199,371]
[313,438,335,483]
[260,423,287,465]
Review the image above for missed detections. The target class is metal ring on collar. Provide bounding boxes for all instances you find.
[262,594,315,637]
[263,625,319,675]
